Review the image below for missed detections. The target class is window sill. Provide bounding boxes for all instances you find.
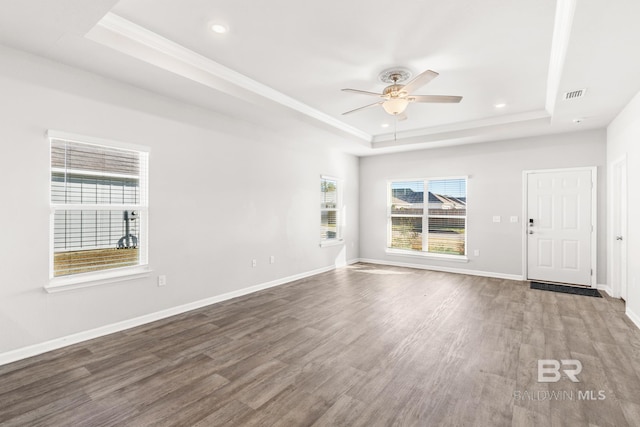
[320,239,344,248]
[45,266,152,293]
[385,248,469,263]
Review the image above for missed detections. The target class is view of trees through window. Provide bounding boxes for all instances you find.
[389,178,466,256]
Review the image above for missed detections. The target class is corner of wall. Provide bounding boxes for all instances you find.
[597,283,614,297]
[625,306,640,331]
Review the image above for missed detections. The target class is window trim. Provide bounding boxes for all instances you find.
[320,174,344,247]
[45,266,152,293]
[47,130,151,291]
[385,248,469,262]
[387,176,468,259]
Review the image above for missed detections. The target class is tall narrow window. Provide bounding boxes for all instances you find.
[388,177,466,257]
[320,176,341,244]
[50,132,149,279]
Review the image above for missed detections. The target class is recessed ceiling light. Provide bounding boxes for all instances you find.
[381,123,390,128]
[494,103,506,109]
[210,23,228,34]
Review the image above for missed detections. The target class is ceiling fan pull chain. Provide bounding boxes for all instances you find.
[394,116,397,142]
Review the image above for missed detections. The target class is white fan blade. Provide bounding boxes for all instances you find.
[409,95,462,103]
[402,70,439,94]
[342,101,384,115]
[341,88,384,97]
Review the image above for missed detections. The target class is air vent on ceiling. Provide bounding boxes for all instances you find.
[563,88,586,100]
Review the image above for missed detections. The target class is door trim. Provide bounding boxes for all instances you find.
[609,155,628,299]
[522,166,597,287]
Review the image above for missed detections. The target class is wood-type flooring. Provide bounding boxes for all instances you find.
[1,263,640,426]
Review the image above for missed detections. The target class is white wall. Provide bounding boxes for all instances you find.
[0,40,618,361]
[0,46,359,355]
[359,130,607,282]
[607,89,640,325]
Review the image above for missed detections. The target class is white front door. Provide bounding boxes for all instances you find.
[526,169,594,286]
[611,157,628,299]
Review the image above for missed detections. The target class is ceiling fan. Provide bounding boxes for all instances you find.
[341,68,462,117]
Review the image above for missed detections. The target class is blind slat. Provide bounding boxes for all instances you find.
[320,177,340,240]
[389,178,467,255]
[51,137,148,277]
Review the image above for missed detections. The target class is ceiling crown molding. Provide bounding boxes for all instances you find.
[85,7,571,150]
[87,13,372,143]
[545,0,576,116]
[372,110,551,144]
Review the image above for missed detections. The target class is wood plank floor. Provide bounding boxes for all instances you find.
[2,263,640,426]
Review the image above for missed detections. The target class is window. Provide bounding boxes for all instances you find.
[49,132,149,282]
[320,176,342,245]
[388,177,467,257]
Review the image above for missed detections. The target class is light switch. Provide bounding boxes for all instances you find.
[493,216,501,223]
[510,216,519,223]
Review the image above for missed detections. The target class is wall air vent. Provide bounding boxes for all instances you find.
[563,89,586,100]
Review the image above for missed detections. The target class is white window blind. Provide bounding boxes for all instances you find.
[50,136,149,277]
[389,178,466,256]
[320,176,340,241]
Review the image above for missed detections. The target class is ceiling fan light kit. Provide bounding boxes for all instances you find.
[342,68,462,117]
[382,97,409,115]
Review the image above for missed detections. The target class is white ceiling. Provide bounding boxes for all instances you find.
[1,0,640,155]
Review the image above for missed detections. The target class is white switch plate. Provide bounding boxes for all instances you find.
[158,275,167,286]
[493,216,501,223]
[252,259,257,267]
[473,249,480,256]
[270,255,275,264]
[510,216,519,223]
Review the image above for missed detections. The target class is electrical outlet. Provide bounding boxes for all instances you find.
[252,259,257,267]
[493,216,501,223]
[510,216,519,223]
[473,249,480,257]
[158,275,167,286]
[270,255,275,264]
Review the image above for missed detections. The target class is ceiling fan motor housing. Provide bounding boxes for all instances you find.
[383,84,407,98]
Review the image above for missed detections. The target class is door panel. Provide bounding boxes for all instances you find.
[538,240,553,267]
[562,240,578,269]
[527,170,593,286]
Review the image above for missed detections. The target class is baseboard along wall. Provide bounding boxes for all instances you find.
[0,262,352,366]
[0,258,624,366]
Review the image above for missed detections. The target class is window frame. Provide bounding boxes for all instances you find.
[320,175,344,247]
[46,130,151,293]
[386,176,468,261]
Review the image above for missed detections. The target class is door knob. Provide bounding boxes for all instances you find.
[616,236,623,241]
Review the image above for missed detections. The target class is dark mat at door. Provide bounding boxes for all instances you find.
[530,281,602,298]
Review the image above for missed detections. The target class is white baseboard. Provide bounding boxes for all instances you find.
[335,258,360,268]
[596,284,613,297]
[356,258,524,281]
[0,263,345,367]
[626,307,640,331]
